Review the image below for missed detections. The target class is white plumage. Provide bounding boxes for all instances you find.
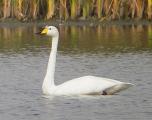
[39,26,133,96]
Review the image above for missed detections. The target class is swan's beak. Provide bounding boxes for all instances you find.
[36,28,48,35]
[41,28,48,35]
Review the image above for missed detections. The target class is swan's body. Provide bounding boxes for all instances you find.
[39,26,133,96]
[43,76,132,95]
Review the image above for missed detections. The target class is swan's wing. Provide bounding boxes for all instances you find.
[104,83,134,95]
[54,76,133,95]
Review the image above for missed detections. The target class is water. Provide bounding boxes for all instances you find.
[0,24,152,120]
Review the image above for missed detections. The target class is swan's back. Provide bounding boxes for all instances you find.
[53,76,133,95]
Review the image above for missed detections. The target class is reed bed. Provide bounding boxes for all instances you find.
[0,0,152,21]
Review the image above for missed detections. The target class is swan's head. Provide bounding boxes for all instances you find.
[39,26,59,37]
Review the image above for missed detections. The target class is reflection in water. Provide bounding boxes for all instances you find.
[0,25,152,54]
[60,25,152,53]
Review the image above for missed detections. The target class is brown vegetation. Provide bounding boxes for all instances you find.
[0,0,152,21]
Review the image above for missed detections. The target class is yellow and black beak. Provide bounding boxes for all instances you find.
[36,28,48,35]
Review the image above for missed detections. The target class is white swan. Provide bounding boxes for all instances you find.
[38,25,133,96]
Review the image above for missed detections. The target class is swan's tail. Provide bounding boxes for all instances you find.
[104,83,134,95]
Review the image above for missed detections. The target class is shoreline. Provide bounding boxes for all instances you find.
[0,19,152,27]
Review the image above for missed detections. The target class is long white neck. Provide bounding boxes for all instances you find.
[42,36,58,93]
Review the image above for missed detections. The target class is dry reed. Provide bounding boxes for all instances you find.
[0,0,152,21]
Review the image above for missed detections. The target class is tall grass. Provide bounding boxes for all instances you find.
[46,0,55,20]
[148,0,152,19]
[15,0,24,20]
[96,0,102,18]
[29,0,39,20]
[0,0,152,21]
[59,0,69,20]
[2,0,11,19]
[70,0,78,19]
[82,0,92,19]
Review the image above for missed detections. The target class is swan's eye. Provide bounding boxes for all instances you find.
[49,28,51,30]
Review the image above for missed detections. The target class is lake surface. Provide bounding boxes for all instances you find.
[0,24,152,120]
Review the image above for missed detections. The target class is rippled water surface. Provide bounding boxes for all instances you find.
[0,24,152,120]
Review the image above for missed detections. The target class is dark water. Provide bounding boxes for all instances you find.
[0,24,152,120]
